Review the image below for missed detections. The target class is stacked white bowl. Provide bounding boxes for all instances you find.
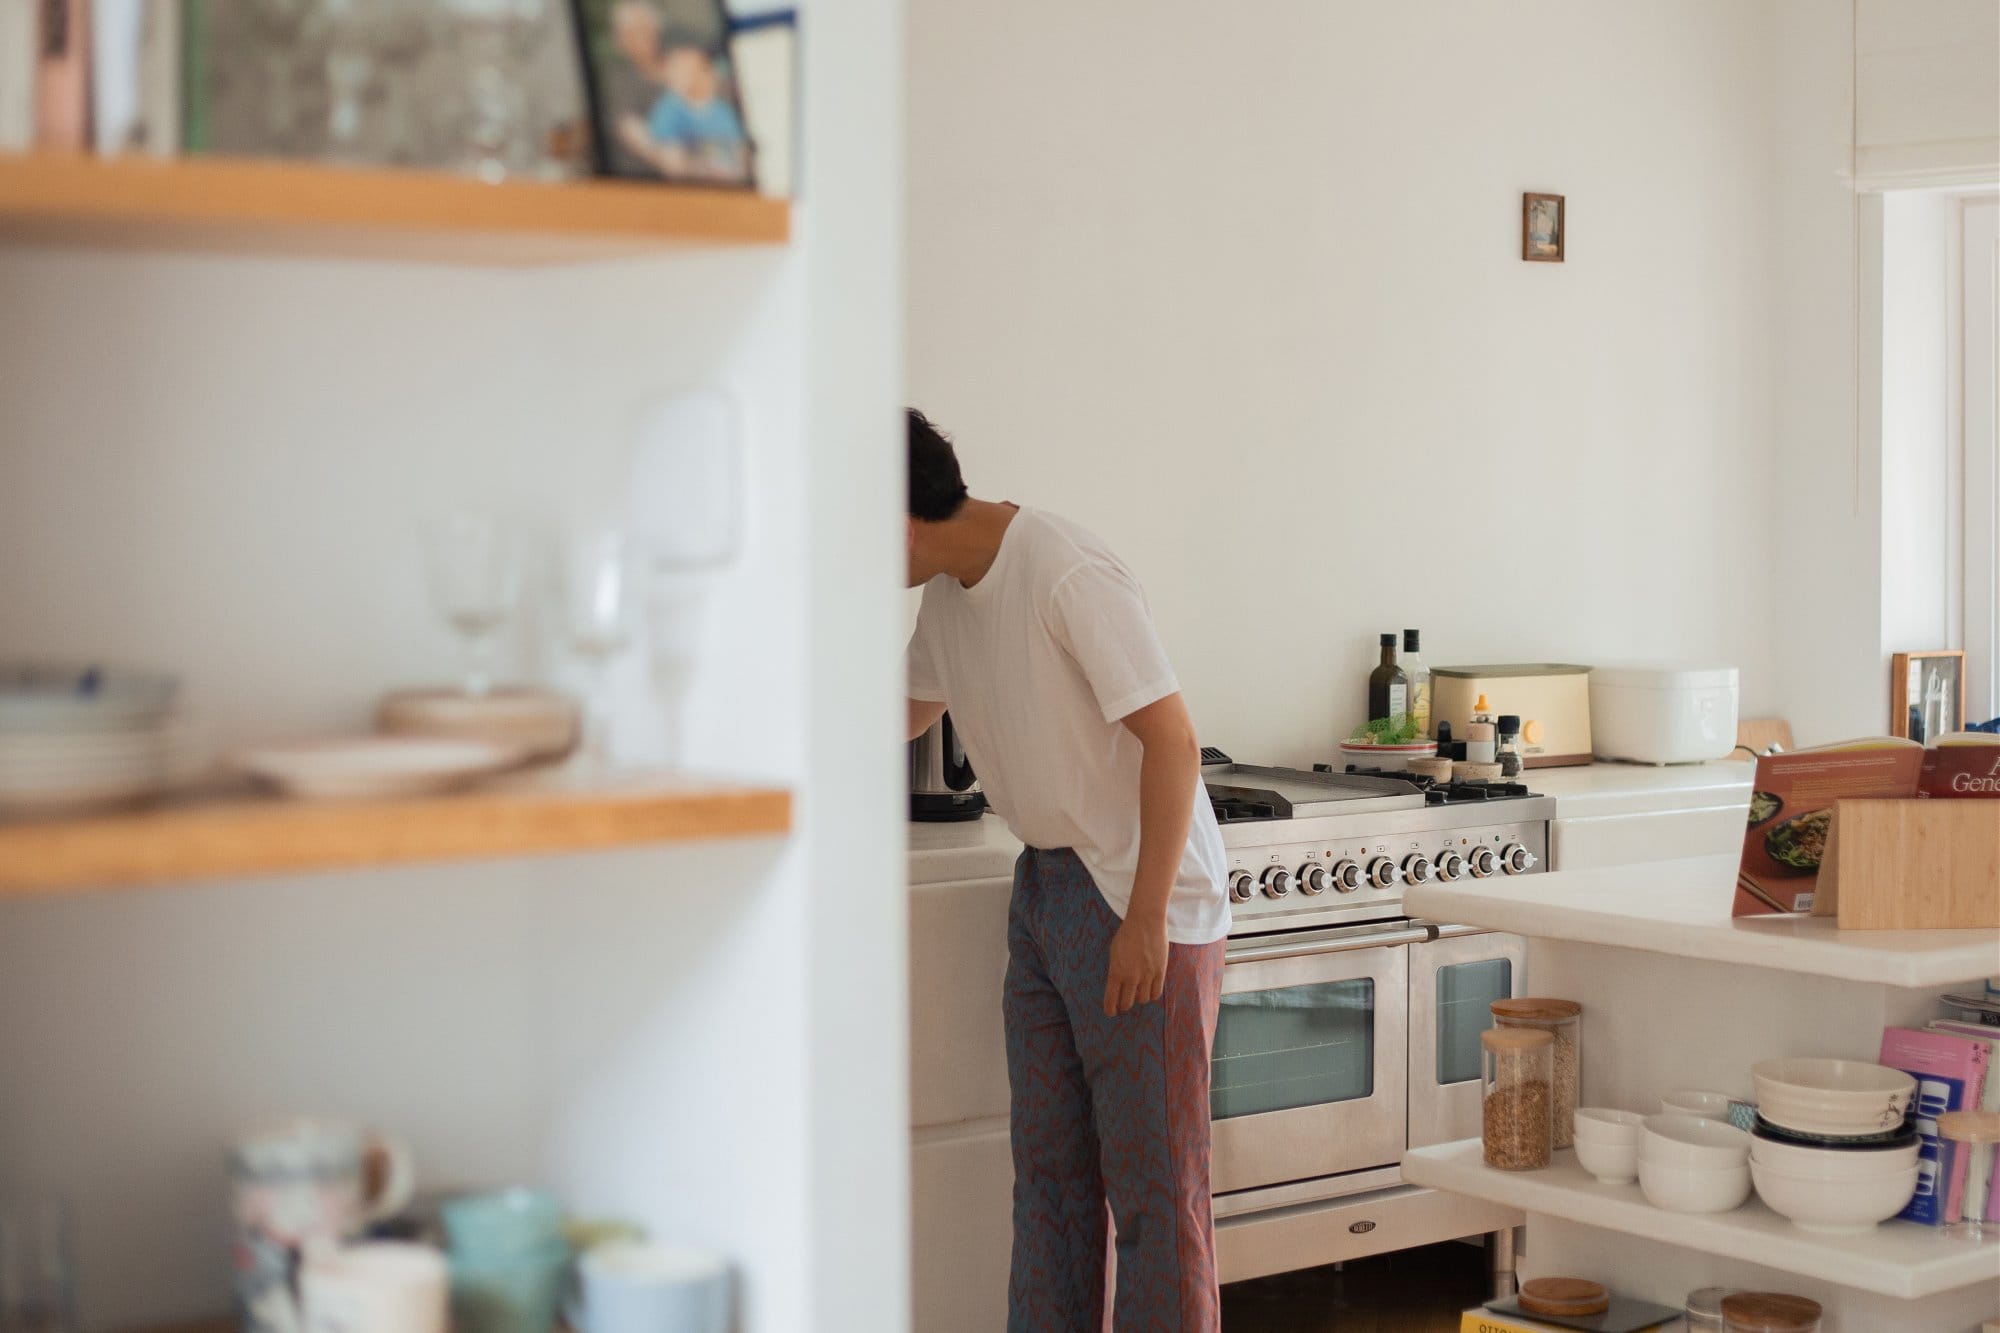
[1749,1058,1921,1232]
[0,664,200,816]
[1638,1114,1752,1213]
[1573,1107,1647,1184]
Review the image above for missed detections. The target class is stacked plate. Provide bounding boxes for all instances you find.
[0,664,204,816]
[376,687,579,764]
[1748,1057,1921,1232]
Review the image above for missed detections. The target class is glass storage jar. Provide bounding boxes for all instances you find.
[1936,1111,2000,1242]
[1684,1286,1731,1331]
[1492,997,1582,1148]
[1719,1292,1821,1333]
[1481,1026,1553,1171]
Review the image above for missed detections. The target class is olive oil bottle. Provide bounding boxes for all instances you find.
[1367,632,1409,724]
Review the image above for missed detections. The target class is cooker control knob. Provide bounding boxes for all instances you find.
[1502,843,1538,875]
[1297,863,1331,896]
[1227,870,1255,904]
[1366,857,1402,890]
[1260,865,1293,899]
[1467,846,1499,879]
[1401,854,1435,886]
[1435,850,1466,882]
[1330,859,1363,894]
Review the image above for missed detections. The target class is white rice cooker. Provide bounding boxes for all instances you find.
[1589,663,1740,765]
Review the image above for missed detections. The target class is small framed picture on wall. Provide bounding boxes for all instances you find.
[1522,192,1564,262]
[569,0,755,187]
[1890,649,1965,743]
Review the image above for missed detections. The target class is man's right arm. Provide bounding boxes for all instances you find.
[907,698,947,742]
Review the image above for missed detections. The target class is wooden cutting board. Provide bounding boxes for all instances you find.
[1813,799,2000,929]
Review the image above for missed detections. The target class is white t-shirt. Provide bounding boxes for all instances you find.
[905,508,1230,945]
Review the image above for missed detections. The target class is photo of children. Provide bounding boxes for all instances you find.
[573,0,753,185]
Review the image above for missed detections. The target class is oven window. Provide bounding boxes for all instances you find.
[1436,959,1512,1085]
[1210,980,1375,1120]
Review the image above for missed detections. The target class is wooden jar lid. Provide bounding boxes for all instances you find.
[1718,1292,1823,1331]
[1519,1277,1609,1317]
[1936,1110,2000,1143]
[1481,1026,1554,1053]
[1492,997,1583,1022]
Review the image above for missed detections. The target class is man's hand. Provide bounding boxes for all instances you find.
[1104,916,1169,1017]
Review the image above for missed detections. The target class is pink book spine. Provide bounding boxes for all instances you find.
[1879,1027,1988,1225]
[33,0,89,149]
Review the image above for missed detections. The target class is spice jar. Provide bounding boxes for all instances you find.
[1719,1292,1821,1333]
[1482,1026,1553,1170]
[1684,1286,1731,1331]
[1936,1110,2000,1242]
[1492,997,1583,1148]
[1496,714,1524,778]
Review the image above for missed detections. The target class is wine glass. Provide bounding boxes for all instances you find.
[423,512,523,697]
[558,529,646,768]
[646,574,708,769]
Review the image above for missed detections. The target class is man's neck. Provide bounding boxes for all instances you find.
[938,499,1020,588]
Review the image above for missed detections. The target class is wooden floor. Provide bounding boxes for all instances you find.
[1221,1240,1489,1332]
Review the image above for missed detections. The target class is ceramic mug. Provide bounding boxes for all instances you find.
[301,1242,448,1333]
[567,1242,731,1333]
[443,1189,571,1333]
[230,1118,416,1333]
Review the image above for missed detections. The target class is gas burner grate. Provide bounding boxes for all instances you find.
[1325,764,1537,807]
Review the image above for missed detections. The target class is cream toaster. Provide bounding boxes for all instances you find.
[1431,664,1593,768]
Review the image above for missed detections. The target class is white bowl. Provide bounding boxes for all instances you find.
[1639,1157,1751,1214]
[1574,1135,1640,1185]
[1640,1114,1752,1168]
[1750,1159,1918,1233]
[1749,1132,1921,1177]
[1573,1108,1647,1143]
[1752,1059,1915,1136]
[1661,1089,1735,1120]
[1337,741,1438,772]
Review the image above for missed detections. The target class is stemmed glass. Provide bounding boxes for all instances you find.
[423,512,523,697]
[558,530,646,768]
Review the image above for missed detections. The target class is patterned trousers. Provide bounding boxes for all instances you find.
[1004,846,1225,1333]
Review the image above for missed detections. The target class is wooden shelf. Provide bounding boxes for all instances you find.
[0,770,791,895]
[0,152,790,263]
[1403,1140,2000,1300]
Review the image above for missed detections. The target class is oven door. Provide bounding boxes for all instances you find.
[1406,924,1526,1149]
[1210,922,1415,1196]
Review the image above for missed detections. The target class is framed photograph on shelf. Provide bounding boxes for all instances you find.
[1522,192,1564,262]
[569,0,755,187]
[1891,650,1965,743]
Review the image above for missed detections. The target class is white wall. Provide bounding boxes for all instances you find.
[0,3,909,1323]
[905,0,1780,765]
[1855,0,2000,189]
[1880,190,1955,655]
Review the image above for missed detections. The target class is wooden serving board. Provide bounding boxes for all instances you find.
[1813,799,2000,929]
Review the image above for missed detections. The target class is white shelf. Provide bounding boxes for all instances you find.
[1404,854,2000,988]
[1402,1140,2000,1300]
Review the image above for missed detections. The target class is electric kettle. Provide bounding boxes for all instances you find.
[910,711,985,822]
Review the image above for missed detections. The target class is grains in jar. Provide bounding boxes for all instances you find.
[1481,1026,1554,1170]
[1492,997,1582,1148]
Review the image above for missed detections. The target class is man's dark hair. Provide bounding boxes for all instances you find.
[907,408,969,521]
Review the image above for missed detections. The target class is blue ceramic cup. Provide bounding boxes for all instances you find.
[567,1243,731,1333]
[442,1190,571,1333]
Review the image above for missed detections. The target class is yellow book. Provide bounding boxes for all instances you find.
[1461,1310,1672,1333]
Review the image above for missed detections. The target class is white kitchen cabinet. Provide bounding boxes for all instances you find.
[1537,761,1752,871]
[1551,806,1747,869]
[909,875,1014,1129]
[911,1127,1013,1333]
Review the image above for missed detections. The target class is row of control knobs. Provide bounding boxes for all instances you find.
[1227,844,1538,903]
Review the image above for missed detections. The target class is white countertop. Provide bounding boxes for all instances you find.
[1404,854,2000,988]
[908,815,1022,886]
[1402,1140,2000,1300]
[907,761,1755,887]
[1531,758,1753,817]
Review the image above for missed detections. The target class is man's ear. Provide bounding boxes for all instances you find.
[906,516,918,550]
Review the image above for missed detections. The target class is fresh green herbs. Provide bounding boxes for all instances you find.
[1349,714,1424,745]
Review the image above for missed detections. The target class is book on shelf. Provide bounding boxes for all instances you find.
[1928,1019,2000,1222]
[1460,1312,1669,1333]
[1732,737,1924,918]
[34,0,90,149]
[1880,1025,1989,1226]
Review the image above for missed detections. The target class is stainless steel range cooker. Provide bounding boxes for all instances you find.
[1201,759,1550,1292]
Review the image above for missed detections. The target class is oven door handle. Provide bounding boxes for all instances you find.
[1416,921,1498,941]
[1223,923,1434,963]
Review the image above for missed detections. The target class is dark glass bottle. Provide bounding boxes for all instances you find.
[1367,632,1410,724]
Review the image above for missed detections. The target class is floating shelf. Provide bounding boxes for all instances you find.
[1402,1140,2000,1300]
[0,152,790,263]
[1404,854,2000,988]
[0,771,792,895]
